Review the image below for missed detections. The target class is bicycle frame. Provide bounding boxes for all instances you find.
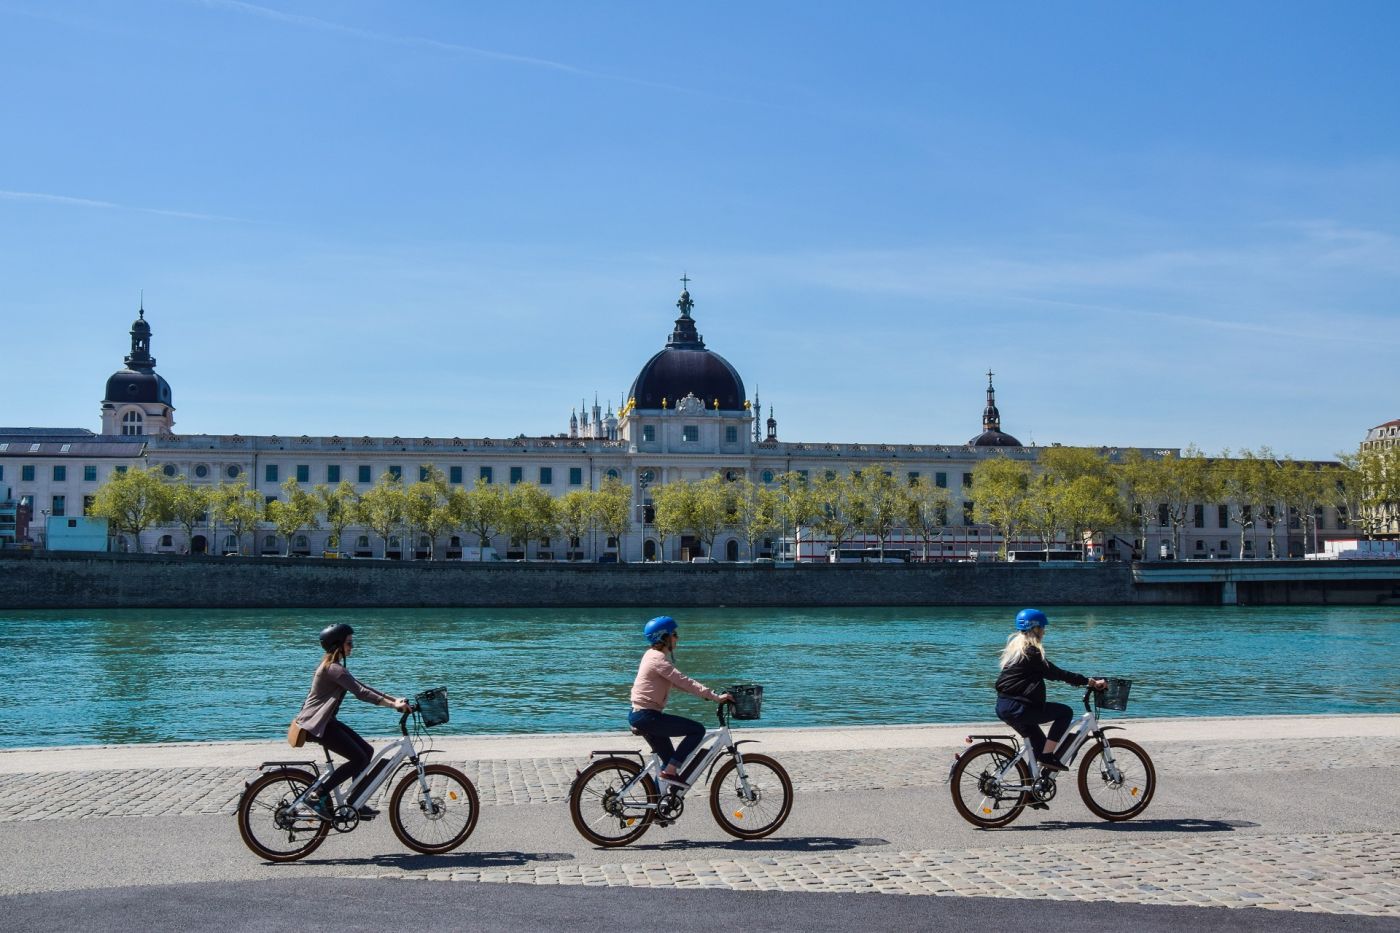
[258,710,440,817]
[603,714,761,815]
[955,689,1129,791]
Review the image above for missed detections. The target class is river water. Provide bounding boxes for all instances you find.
[1,606,1396,748]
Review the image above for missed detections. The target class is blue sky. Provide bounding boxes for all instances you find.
[2,1,1397,460]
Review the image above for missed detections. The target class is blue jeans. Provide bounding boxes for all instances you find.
[995,697,1073,760]
[628,708,705,770]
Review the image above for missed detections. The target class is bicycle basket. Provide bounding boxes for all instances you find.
[1096,678,1131,712]
[726,684,763,721]
[415,687,450,727]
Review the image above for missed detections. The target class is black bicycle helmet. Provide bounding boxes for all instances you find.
[319,623,354,652]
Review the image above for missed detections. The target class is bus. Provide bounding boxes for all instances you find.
[1006,549,1084,562]
[827,547,914,564]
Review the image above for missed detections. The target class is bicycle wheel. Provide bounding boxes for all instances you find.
[709,753,793,840]
[569,757,657,848]
[389,763,480,854]
[949,741,1030,828]
[1077,736,1155,821]
[236,768,330,862]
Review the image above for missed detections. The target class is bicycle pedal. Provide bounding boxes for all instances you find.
[1029,801,1049,811]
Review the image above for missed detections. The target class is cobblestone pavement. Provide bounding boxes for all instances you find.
[3,735,1399,822]
[372,831,1400,917]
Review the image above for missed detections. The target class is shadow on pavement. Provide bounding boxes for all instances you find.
[624,835,889,853]
[1024,818,1260,833]
[297,850,576,870]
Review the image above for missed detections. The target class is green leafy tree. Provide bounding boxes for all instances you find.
[591,477,633,562]
[650,479,694,561]
[902,476,950,561]
[971,456,1032,558]
[1158,446,1217,559]
[688,474,733,558]
[813,471,862,556]
[357,474,406,558]
[316,481,360,555]
[731,478,781,559]
[1118,449,1171,560]
[89,466,173,553]
[853,464,908,559]
[405,466,453,560]
[1032,447,1126,558]
[776,471,820,560]
[1278,460,1332,556]
[500,482,555,559]
[267,477,321,556]
[211,480,264,556]
[459,478,506,558]
[1214,450,1266,558]
[167,478,211,553]
[556,489,596,560]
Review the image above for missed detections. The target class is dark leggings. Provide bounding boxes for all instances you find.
[313,719,373,794]
[628,708,705,770]
[995,697,1074,760]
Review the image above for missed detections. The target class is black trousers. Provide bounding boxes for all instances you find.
[995,697,1074,760]
[313,719,374,794]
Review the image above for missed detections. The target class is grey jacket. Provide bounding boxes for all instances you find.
[295,662,390,738]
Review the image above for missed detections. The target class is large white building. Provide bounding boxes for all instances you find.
[0,287,1352,560]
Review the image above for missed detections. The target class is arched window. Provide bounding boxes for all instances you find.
[726,540,740,561]
[121,411,144,436]
[607,468,620,480]
[294,535,309,550]
[159,534,173,547]
[643,539,657,561]
[356,535,370,548]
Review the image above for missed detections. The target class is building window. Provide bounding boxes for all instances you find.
[159,534,173,548]
[761,470,774,484]
[569,467,583,486]
[1218,504,1229,528]
[358,465,371,483]
[1220,539,1229,552]
[53,465,67,482]
[121,411,144,435]
[115,465,128,474]
[510,467,523,484]
[193,464,209,479]
[296,464,310,483]
[606,468,620,480]
[725,426,738,443]
[907,471,920,485]
[935,472,947,488]
[1157,503,1169,527]
[1195,539,1205,552]
[1194,504,1204,528]
[0,465,5,481]
[388,465,402,481]
[327,465,341,483]
[480,466,494,484]
[824,470,836,482]
[51,495,66,517]
[419,466,431,482]
[539,467,553,485]
[450,466,463,484]
[226,464,241,479]
[82,495,95,515]
[265,464,279,483]
[162,464,177,478]
[642,425,655,443]
[963,501,975,524]
[21,465,35,482]
[962,472,973,489]
[797,469,809,481]
[682,425,699,442]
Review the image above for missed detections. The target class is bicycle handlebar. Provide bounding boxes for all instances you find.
[716,698,735,726]
[398,700,421,736]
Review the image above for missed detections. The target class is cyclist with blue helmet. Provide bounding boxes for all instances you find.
[995,609,1106,777]
[629,616,732,785]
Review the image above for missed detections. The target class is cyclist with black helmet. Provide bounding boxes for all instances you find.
[295,623,411,820]
[630,616,732,786]
[995,609,1106,777]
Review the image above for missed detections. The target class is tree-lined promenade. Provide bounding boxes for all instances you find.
[82,442,1400,561]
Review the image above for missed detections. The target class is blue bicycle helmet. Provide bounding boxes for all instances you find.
[1015,608,1048,631]
[643,616,678,645]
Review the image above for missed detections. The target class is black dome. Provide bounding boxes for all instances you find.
[968,429,1022,447]
[105,369,173,405]
[628,288,746,410]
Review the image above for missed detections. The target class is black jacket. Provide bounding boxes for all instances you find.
[995,644,1088,707]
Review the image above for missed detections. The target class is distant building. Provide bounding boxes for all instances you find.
[0,286,1355,560]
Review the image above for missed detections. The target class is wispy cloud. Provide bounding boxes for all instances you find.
[0,189,252,223]
[195,0,715,99]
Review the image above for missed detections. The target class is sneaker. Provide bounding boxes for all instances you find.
[357,805,380,819]
[1037,757,1067,773]
[309,795,334,820]
[1028,801,1050,811]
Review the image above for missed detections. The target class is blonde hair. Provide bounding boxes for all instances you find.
[317,644,348,672]
[999,629,1047,669]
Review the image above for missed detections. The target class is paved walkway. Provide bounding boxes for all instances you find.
[2,715,1398,919]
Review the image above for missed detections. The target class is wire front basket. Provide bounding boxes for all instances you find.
[726,684,764,720]
[415,687,450,727]
[1096,678,1132,712]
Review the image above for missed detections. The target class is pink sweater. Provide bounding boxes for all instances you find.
[630,649,721,711]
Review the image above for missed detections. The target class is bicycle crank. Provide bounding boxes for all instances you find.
[331,805,360,833]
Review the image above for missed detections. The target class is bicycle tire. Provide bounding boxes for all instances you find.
[236,768,330,862]
[949,741,1030,828]
[1077,736,1155,821]
[388,763,480,854]
[708,753,793,839]
[568,757,657,848]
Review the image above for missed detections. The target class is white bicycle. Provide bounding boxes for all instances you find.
[237,689,479,861]
[568,687,793,847]
[949,680,1156,828]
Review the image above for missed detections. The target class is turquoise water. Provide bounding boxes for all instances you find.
[1,606,1397,748]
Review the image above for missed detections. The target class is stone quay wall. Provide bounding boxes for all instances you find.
[2,552,1394,609]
